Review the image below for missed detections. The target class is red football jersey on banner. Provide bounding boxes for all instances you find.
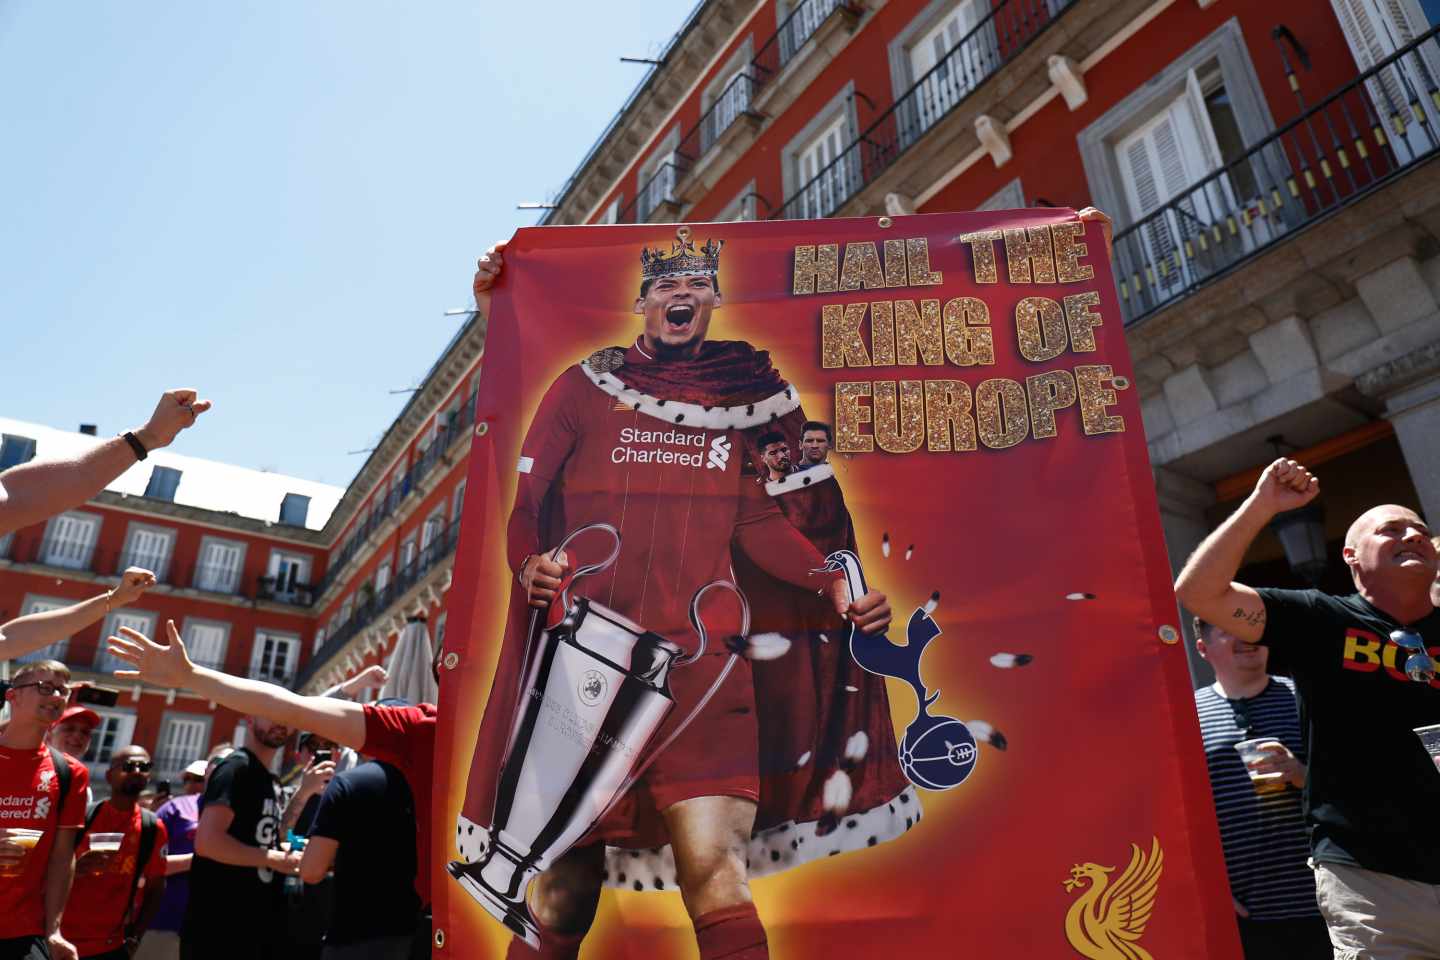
[63,802,169,957]
[0,745,89,939]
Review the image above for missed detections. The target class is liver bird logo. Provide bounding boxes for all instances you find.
[1062,836,1164,960]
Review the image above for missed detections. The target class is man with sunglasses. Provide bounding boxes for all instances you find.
[1177,459,1440,959]
[1191,619,1329,958]
[60,747,168,960]
[0,661,91,960]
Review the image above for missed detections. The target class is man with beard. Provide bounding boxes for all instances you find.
[60,747,169,960]
[755,432,792,483]
[0,661,90,960]
[182,716,302,959]
[451,237,904,960]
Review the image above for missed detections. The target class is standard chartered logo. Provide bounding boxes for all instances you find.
[706,436,731,471]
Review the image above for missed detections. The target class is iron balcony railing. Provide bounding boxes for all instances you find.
[619,161,682,223]
[1115,24,1440,325]
[752,0,858,89]
[776,0,1076,220]
[676,71,761,173]
[293,514,463,689]
[311,392,475,598]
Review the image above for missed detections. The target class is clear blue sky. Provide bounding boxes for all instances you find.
[0,1,690,486]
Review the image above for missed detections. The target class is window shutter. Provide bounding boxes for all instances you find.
[185,622,227,670]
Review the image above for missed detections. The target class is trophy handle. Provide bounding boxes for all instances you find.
[678,579,752,667]
[552,522,623,611]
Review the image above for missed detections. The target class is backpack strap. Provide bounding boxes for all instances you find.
[119,808,160,934]
[46,747,71,828]
[83,800,105,835]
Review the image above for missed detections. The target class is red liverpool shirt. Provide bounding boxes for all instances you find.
[362,702,436,906]
[0,744,89,939]
[63,802,169,957]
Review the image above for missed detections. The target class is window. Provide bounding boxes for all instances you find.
[452,482,467,522]
[250,630,298,685]
[892,0,997,142]
[41,512,101,570]
[779,0,846,64]
[280,493,311,527]
[313,625,327,654]
[596,197,623,225]
[400,536,417,571]
[636,128,681,222]
[0,434,37,470]
[267,550,312,601]
[82,709,137,774]
[716,182,759,222]
[976,177,1025,211]
[1332,0,1440,164]
[376,557,393,594]
[143,466,182,501]
[96,610,157,673]
[787,95,858,219]
[339,595,354,625]
[195,537,246,593]
[154,713,211,782]
[420,508,445,553]
[120,523,176,582]
[14,597,68,662]
[0,531,13,559]
[182,619,230,671]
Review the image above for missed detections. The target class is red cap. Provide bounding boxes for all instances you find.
[57,704,101,728]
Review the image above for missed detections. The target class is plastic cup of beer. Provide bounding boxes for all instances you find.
[87,832,124,854]
[1233,737,1288,795]
[1415,723,1440,773]
[0,828,44,877]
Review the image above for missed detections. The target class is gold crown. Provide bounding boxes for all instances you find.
[640,238,723,282]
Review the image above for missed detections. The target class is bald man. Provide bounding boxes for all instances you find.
[1176,460,1440,959]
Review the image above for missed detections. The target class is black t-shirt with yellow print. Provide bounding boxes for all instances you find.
[1256,588,1440,882]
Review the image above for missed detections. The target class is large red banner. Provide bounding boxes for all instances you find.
[434,209,1241,958]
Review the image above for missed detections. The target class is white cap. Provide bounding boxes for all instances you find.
[184,760,209,778]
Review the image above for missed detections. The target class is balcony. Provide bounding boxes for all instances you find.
[674,71,764,202]
[294,514,463,690]
[776,0,1076,219]
[751,0,866,119]
[619,161,683,224]
[1114,25,1440,326]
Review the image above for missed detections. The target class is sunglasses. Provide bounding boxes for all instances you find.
[12,680,72,698]
[118,759,153,773]
[1230,699,1255,736]
[1390,630,1437,683]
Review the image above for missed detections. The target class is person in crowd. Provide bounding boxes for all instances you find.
[104,624,437,952]
[182,713,301,959]
[300,737,422,959]
[0,661,91,960]
[1175,459,1440,957]
[2,569,156,663]
[137,752,230,960]
[794,421,832,471]
[46,706,100,764]
[281,735,338,960]
[149,782,172,811]
[1191,618,1330,958]
[60,746,168,960]
[0,389,210,539]
[755,431,793,483]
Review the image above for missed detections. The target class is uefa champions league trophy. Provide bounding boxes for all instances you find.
[824,549,978,791]
[450,522,750,947]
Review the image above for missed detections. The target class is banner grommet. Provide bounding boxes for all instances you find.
[1158,624,1180,645]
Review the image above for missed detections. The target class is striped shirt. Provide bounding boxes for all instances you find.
[1194,677,1319,920]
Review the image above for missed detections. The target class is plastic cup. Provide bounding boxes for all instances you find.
[1233,737,1288,795]
[87,832,124,853]
[1415,723,1440,773]
[0,828,43,877]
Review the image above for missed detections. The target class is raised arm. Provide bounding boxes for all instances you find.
[0,568,155,661]
[0,389,210,537]
[107,621,368,750]
[1174,459,1319,644]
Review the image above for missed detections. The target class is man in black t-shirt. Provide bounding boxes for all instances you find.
[1176,458,1440,959]
[298,760,421,959]
[182,716,301,960]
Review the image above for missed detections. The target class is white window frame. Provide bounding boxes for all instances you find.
[249,629,299,686]
[451,482,467,523]
[14,595,71,662]
[266,549,312,601]
[120,522,177,583]
[700,40,756,154]
[82,707,137,780]
[636,127,682,222]
[180,617,231,672]
[41,511,101,571]
[977,177,1026,211]
[782,84,860,219]
[154,712,213,783]
[400,535,418,572]
[716,181,759,222]
[339,595,354,625]
[96,609,157,673]
[194,536,247,594]
[313,625,328,654]
[1331,0,1440,164]
[595,197,623,225]
[375,556,393,594]
[420,507,446,553]
[888,0,998,144]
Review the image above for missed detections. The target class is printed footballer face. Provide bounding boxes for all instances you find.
[635,273,721,358]
[761,441,791,475]
[800,429,831,465]
[1343,506,1437,584]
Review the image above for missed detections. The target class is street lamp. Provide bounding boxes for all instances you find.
[1269,504,1329,584]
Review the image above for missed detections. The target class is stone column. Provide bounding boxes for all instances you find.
[1154,467,1216,688]
[1357,340,1440,523]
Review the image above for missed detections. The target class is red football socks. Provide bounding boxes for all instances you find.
[506,922,586,960]
[696,902,769,959]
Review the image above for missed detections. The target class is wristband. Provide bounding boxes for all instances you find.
[122,431,148,461]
